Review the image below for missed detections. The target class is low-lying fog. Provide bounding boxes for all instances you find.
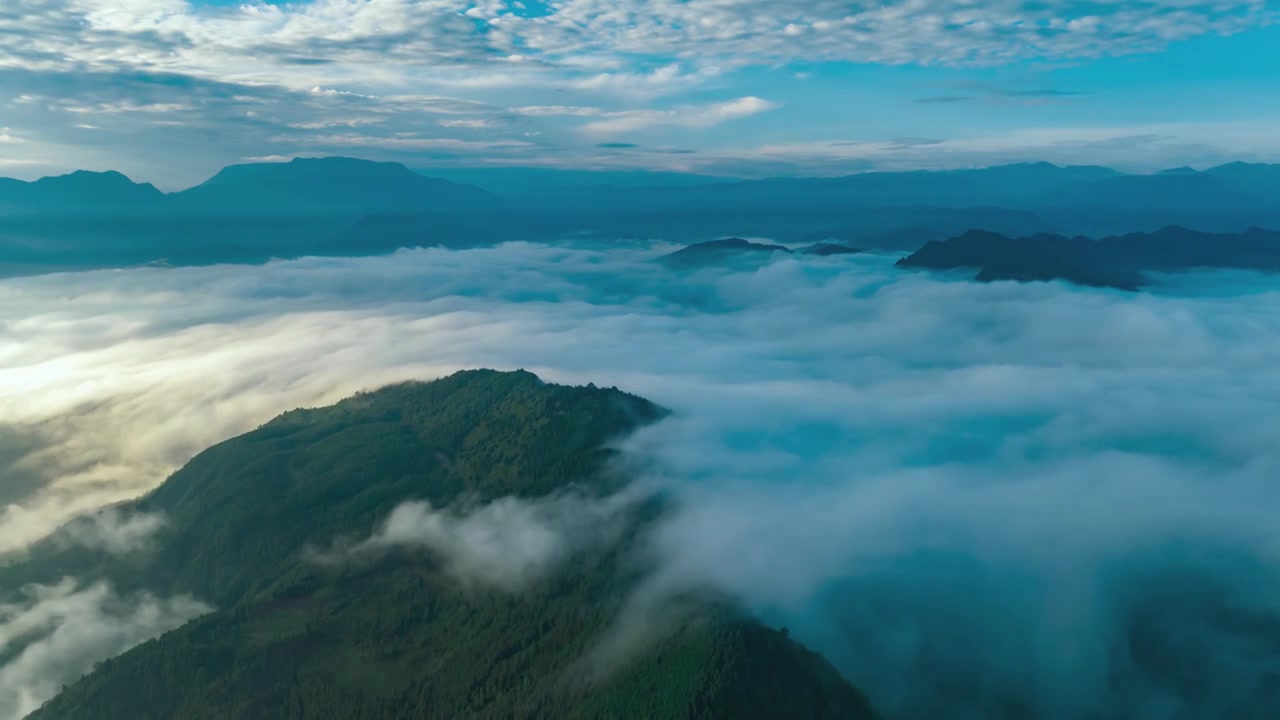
[4,243,1280,719]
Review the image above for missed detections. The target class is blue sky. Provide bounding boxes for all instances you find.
[1,0,1278,188]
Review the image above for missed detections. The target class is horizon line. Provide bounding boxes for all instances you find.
[3,156,1276,195]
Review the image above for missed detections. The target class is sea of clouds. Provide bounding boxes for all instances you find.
[4,242,1280,719]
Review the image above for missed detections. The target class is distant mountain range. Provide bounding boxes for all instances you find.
[4,157,1277,222]
[898,226,1280,290]
[498,160,1280,234]
[523,162,1121,212]
[0,157,493,217]
[1,156,1278,276]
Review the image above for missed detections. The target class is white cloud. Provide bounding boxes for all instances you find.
[52,509,166,555]
[63,102,191,114]
[287,117,385,130]
[436,118,502,129]
[345,487,648,591]
[512,105,606,117]
[0,579,209,720]
[3,1,1272,90]
[5,244,1280,715]
[238,154,298,163]
[580,96,778,134]
[137,2,1280,69]
[0,1,1275,182]
[568,63,724,98]
[511,96,778,134]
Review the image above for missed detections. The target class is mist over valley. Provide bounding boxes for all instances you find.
[4,241,1280,718]
[5,0,1280,716]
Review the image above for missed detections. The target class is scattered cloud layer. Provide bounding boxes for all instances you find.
[4,243,1280,716]
[0,1,1276,183]
[6,0,1270,81]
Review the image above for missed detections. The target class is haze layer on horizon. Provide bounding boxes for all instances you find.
[1,1,1278,189]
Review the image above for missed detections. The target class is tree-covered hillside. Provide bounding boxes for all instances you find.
[16,370,878,720]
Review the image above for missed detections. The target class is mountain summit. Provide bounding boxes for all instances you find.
[14,370,879,720]
[0,170,165,214]
[172,156,496,214]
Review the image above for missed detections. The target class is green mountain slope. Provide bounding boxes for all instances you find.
[16,370,878,720]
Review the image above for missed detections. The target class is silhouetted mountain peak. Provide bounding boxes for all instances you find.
[1149,224,1195,235]
[38,168,123,182]
[698,237,788,251]
[0,168,165,214]
[968,161,1116,179]
[176,155,494,213]
[679,237,792,253]
[200,156,420,186]
[1204,161,1280,178]
[943,229,1020,247]
[797,243,865,256]
[32,169,157,190]
[660,237,793,267]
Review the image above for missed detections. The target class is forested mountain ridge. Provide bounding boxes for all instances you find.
[14,370,879,720]
[7,156,1280,278]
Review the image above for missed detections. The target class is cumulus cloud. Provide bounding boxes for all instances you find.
[5,243,1280,716]
[0,0,1275,182]
[437,118,503,129]
[512,96,777,134]
[342,487,650,591]
[580,97,778,135]
[0,579,209,720]
[512,105,608,118]
[6,0,1268,82]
